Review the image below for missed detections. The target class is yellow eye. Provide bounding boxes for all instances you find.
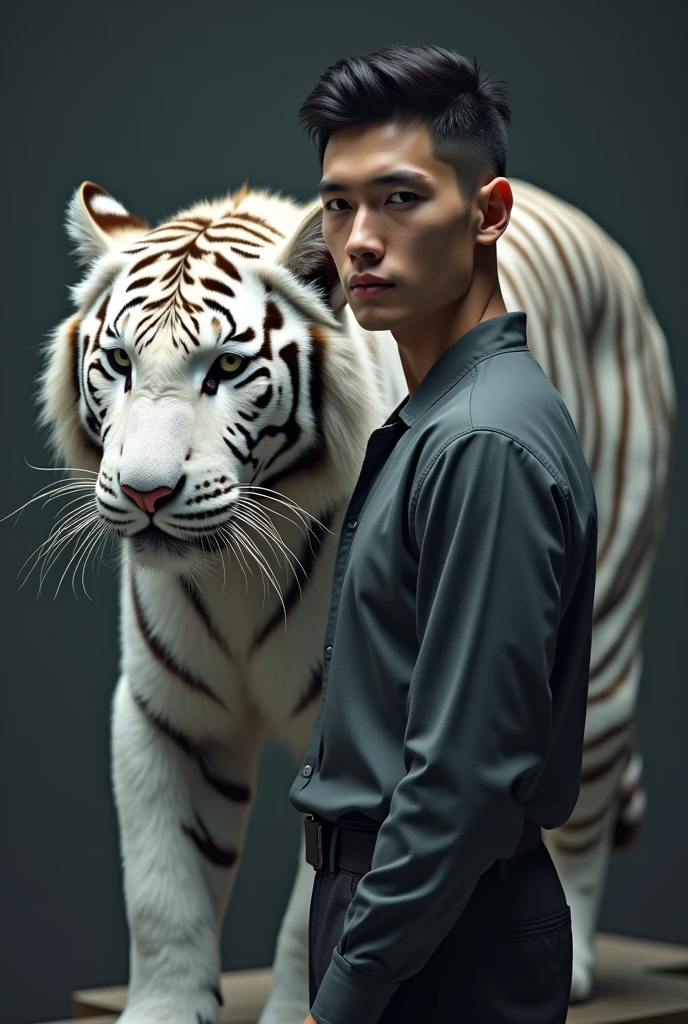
[202,351,247,395]
[219,353,243,373]
[112,348,131,369]
[106,347,131,375]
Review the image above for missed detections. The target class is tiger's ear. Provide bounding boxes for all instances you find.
[276,203,346,315]
[65,181,148,267]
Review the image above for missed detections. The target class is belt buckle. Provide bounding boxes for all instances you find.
[305,815,323,870]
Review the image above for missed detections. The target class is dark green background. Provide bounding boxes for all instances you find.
[1,2,685,1022]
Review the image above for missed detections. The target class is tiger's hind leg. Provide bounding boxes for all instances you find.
[543,797,619,1002]
[543,651,644,1002]
[613,745,647,851]
[550,742,646,1003]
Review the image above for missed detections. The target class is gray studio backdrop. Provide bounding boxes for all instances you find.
[1,2,685,1022]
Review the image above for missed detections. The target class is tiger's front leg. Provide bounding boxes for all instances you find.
[257,827,313,1024]
[111,671,265,1024]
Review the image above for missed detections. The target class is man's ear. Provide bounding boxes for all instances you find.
[66,181,148,267]
[276,203,346,315]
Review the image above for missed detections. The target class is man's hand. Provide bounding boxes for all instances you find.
[302,1016,318,1024]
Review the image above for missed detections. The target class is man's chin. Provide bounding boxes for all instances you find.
[349,296,407,333]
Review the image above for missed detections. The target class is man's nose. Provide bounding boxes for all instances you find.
[121,484,175,514]
[346,211,384,260]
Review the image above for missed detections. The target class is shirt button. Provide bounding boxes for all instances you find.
[347,519,357,529]
[325,645,333,659]
[302,764,313,777]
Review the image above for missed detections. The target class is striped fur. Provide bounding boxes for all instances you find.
[38,176,675,1021]
[497,181,675,1000]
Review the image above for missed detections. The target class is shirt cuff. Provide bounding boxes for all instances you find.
[311,947,400,1024]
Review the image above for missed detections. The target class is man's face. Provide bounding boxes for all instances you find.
[319,118,485,333]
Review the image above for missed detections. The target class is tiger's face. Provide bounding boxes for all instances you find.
[39,181,376,578]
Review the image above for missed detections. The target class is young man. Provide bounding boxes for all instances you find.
[288,43,598,1024]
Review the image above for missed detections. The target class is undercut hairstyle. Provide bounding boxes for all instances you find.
[298,44,511,203]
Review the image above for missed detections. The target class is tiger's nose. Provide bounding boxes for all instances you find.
[121,485,175,514]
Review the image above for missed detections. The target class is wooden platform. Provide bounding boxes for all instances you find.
[37,932,688,1024]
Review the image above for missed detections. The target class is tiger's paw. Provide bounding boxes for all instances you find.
[256,1005,311,1024]
[116,995,219,1024]
[570,960,594,1003]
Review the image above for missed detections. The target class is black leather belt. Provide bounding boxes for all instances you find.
[305,814,542,876]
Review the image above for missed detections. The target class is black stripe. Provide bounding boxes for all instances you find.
[130,688,252,803]
[205,233,261,247]
[223,434,254,467]
[229,246,260,259]
[257,326,328,489]
[182,810,238,868]
[196,756,251,803]
[580,742,631,784]
[177,314,200,348]
[203,297,236,328]
[126,275,156,292]
[200,277,235,297]
[91,358,115,382]
[113,295,144,332]
[170,502,235,520]
[253,342,299,478]
[221,222,276,245]
[131,687,194,756]
[290,663,323,718]
[69,316,101,458]
[230,211,285,237]
[178,577,235,661]
[101,516,136,528]
[90,292,111,351]
[97,497,130,516]
[212,250,242,282]
[553,827,607,856]
[131,575,228,710]
[252,502,337,650]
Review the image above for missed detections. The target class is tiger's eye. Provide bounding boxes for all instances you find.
[219,353,242,373]
[113,349,131,369]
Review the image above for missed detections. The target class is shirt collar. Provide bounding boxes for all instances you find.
[381,310,528,428]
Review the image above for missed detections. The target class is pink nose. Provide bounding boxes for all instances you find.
[121,485,174,514]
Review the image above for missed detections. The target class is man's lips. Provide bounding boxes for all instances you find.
[351,283,395,298]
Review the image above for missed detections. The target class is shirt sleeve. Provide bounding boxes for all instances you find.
[310,428,571,1024]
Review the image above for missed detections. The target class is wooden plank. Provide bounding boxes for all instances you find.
[566,934,688,1024]
[72,967,272,1024]
[66,934,688,1024]
[38,1018,116,1024]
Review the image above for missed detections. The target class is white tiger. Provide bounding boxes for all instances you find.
[36,175,675,1023]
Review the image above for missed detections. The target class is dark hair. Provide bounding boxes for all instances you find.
[298,44,511,202]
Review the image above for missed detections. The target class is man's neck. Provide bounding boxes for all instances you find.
[393,248,507,396]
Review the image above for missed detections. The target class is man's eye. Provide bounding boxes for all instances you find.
[106,348,131,374]
[324,198,349,212]
[324,192,419,212]
[387,191,419,204]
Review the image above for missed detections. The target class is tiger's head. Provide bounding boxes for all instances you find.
[38,181,386,577]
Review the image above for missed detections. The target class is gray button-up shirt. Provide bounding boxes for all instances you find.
[289,311,598,1024]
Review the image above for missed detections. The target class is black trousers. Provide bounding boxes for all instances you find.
[308,838,572,1023]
